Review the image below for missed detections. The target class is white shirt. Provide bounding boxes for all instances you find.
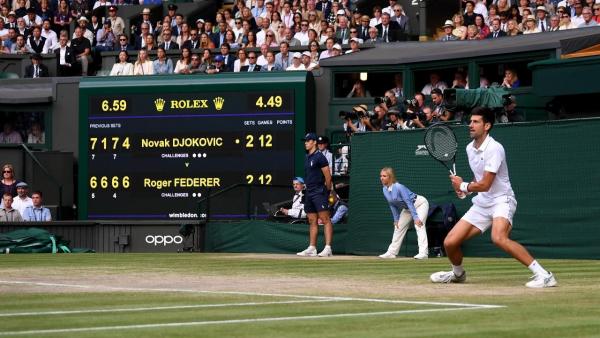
[41,29,58,51]
[466,135,515,208]
[110,62,133,76]
[421,81,448,96]
[13,196,33,218]
[293,31,309,45]
[59,46,67,64]
[286,63,306,71]
[256,55,267,66]
[288,191,306,218]
[233,59,248,72]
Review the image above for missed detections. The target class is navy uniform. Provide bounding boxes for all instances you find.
[303,133,330,214]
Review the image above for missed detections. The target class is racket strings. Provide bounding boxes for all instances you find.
[424,126,458,162]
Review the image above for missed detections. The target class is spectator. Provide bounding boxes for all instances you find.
[113,33,133,51]
[559,12,577,30]
[71,26,92,76]
[336,15,350,44]
[535,6,550,31]
[139,8,154,35]
[330,194,348,224]
[346,79,371,98]
[1,164,19,197]
[308,40,320,62]
[16,17,29,38]
[95,19,115,52]
[106,5,124,36]
[23,190,52,221]
[466,24,480,39]
[12,181,32,218]
[199,48,213,69]
[240,51,261,71]
[301,50,318,70]
[487,18,508,38]
[153,47,173,75]
[223,29,240,49]
[158,29,178,50]
[73,16,94,45]
[206,54,227,74]
[451,13,467,39]
[421,72,448,96]
[548,14,561,31]
[256,43,269,66]
[502,68,520,88]
[506,19,522,35]
[26,26,49,54]
[389,72,406,102]
[92,0,111,11]
[370,6,383,27]
[392,4,410,35]
[497,95,525,122]
[378,167,429,259]
[174,47,191,74]
[440,20,457,41]
[109,50,133,75]
[275,40,293,69]
[571,2,584,26]
[260,50,282,71]
[40,19,57,51]
[319,37,335,59]
[384,109,403,130]
[24,53,49,78]
[294,19,310,45]
[376,12,402,42]
[330,43,342,57]
[317,135,333,172]
[578,6,598,27]
[474,14,490,38]
[218,43,235,72]
[278,177,307,219]
[233,48,248,72]
[10,33,31,53]
[134,22,151,50]
[133,49,153,75]
[175,23,190,47]
[24,7,42,29]
[366,26,382,43]
[184,53,206,74]
[463,0,477,26]
[431,88,452,121]
[27,121,45,143]
[593,3,600,23]
[358,15,370,40]
[286,51,305,71]
[333,145,349,176]
[0,193,23,222]
[69,0,85,24]
[143,34,156,51]
[181,29,202,50]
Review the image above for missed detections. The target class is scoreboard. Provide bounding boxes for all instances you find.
[78,73,313,220]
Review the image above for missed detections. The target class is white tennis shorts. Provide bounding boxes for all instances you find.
[462,196,517,233]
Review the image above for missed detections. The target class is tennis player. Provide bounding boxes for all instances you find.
[430,107,557,288]
[297,133,334,257]
[379,167,429,259]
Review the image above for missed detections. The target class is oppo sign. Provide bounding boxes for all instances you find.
[145,235,183,246]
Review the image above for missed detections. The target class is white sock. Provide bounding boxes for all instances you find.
[323,245,331,250]
[528,260,549,276]
[452,264,465,276]
[308,245,316,251]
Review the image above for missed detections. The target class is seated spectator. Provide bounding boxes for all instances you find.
[27,122,45,144]
[506,19,522,36]
[0,193,23,222]
[578,7,598,27]
[346,79,371,98]
[330,43,342,57]
[523,15,541,34]
[0,123,23,143]
[474,14,490,38]
[196,31,214,50]
[497,95,525,123]
[366,27,382,43]
[452,13,467,40]
[23,190,52,221]
[205,54,227,74]
[233,48,248,72]
[143,34,156,51]
[559,12,577,30]
[548,15,561,31]
[95,19,115,52]
[71,26,92,76]
[185,53,207,74]
[466,24,480,40]
[12,181,32,218]
[334,145,349,176]
[218,43,236,72]
[422,106,437,126]
[439,20,457,41]
[278,177,307,219]
[54,33,76,76]
[431,88,453,121]
[109,50,133,76]
[259,51,282,71]
[421,73,448,96]
[24,53,49,78]
[240,51,261,72]
[26,26,49,54]
[153,47,173,75]
[330,194,348,224]
[133,49,153,75]
[345,38,360,54]
[200,48,212,68]
[174,47,191,74]
[487,18,508,38]
[1,164,19,197]
[54,0,72,34]
[301,50,318,71]
[24,7,42,28]
[286,52,306,71]
[319,37,335,59]
[40,19,57,51]
[317,135,333,172]
[452,70,468,89]
[502,68,520,88]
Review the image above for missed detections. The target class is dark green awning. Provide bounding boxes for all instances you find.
[529,56,600,96]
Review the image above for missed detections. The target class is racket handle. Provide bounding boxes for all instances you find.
[457,192,466,199]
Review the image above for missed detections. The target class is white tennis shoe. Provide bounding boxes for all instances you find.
[413,253,428,260]
[525,272,557,288]
[296,247,317,257]
[430,270,467,283]
[317,246,333,257]
[378,252,396,259]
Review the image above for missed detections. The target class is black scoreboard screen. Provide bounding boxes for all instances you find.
[79,74,312,220]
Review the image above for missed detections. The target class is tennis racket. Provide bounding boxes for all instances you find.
[424,123,465,199]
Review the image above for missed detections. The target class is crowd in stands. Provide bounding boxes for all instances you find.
[439,0,600,41]
[0,163,51,221]
[1,0,598,76]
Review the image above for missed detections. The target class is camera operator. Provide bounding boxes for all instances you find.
[496,95,524,123]
[423,106,436,127]
[341,104,378,135]
[431,88,453,121]
[384,109,403,130]
[402,96,427,129]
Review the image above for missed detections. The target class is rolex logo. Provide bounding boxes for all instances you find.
[213,97,224,111]
[154,98,165,112]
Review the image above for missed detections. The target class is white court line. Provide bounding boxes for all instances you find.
[0,280,505,309]
[0,300,336,318]
[0,306,498,336]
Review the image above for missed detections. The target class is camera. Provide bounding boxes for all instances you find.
[339,110,358,120]
[403,98,418,107]
[339,106,374,120]
[502,94,515,107]
[374,96,392,107]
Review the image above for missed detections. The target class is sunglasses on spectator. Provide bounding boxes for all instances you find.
[350,30,357,33]
[248,56,256,59]
[120,38,127,41]
[3,170,12,173]
[562,15,570,18]
[301,23,308,26]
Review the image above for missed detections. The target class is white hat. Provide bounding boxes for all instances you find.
[78,16,88,22]
[350,37,360,43]
[336,9,346,16]
[293,52,302,58]
[196,18,205,24]
[526,14,536,22]
[302,51,311,57]
[535,6,548,13]
[142,8,151,15]
[443,20,453,28]
[332,43,342,50]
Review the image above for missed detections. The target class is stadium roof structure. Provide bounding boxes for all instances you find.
[319,27,600,67]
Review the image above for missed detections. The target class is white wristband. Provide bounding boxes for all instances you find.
[460,182,470,193]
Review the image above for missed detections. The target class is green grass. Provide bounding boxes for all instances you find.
[1,254,599,337]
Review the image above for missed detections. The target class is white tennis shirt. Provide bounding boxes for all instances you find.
[466,134,515,207]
